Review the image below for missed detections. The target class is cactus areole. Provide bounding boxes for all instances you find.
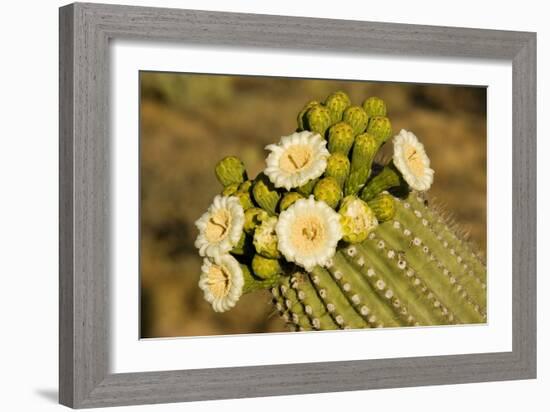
[195,91,487,331]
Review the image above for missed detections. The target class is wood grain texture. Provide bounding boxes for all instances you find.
[59,2,537,408]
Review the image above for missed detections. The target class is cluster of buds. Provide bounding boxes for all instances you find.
[194,91,434,312]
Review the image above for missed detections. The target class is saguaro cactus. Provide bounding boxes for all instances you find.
[194,91,486,330]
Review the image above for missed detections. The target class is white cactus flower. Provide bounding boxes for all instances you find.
[264,131,329,190]
[194,195,244,260]
[199,255,244,312]
[276,196,342,271]
[392,129,434,191]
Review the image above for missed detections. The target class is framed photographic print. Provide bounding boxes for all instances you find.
[59,2,536,408]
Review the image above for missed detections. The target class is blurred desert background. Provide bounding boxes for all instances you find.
[139,72,486,338]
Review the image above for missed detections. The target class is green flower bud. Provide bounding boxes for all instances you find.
[362,96,387,117]
[324,91,351,124]
[313,177,342,209]
[221,182,239,196]
[332,91,352,106]
[214,156,247,187]
[296,178,318,197]
[252,254,282,280]
[366,116,392,145]
[344,133,379,196]
[305,105,332,136]
[244,207,269,235]
[325,153,350,188]
[297,100,320,131]
[236,190,255,210]
[350,132,379,173]
[344,169,370,197]
[342,106,369,136]
[367,193,396,222]
[253,217,280,259]
[360,164,402,201]
[279,191,304,212]
[234,179,255,210]
[327,122,355,156]
[252,173,281,216]
[339,195,378,243]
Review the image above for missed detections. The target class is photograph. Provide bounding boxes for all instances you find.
[139,72,487,338]
[1,0,542,410]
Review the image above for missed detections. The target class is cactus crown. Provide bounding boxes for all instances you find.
[195,92,486,331]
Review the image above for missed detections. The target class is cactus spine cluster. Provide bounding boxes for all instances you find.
[195,91,486,330]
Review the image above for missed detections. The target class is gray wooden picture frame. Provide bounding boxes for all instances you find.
[59,2,537,409]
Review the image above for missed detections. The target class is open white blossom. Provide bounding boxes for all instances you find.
[392,129,434,191]
[276,196,342,271]
[199,254,244,312]
[264,131,329,190]
[194,195,244,260]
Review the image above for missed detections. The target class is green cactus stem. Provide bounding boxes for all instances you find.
[252,173,280,215]
[305,105,332,136]
[288,272,339,330]
[366,116,392,145]
[362,96,387,117]
[342,106,369,136]
[270,284,293,330]
[325,153,351,189]
[353,241,454,325]
[309,266,369,329]
[360,164,403,201]
[395,195,486,311]
[263,191,486,330]
[279,191,303,212]
[408,195,487,287]
[313,177,342,209]
[327,122,355,156]
[242,264,281,294]
[215,156,247,187]
[325,91,352,124]
[278,276,314,331]
[367,193,396,222]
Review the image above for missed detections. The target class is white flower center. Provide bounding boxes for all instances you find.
[290,215,326,254]
[404,145,424,177]
[207,264,232,299]
[279,145,313,172]
[205,209,232,242]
